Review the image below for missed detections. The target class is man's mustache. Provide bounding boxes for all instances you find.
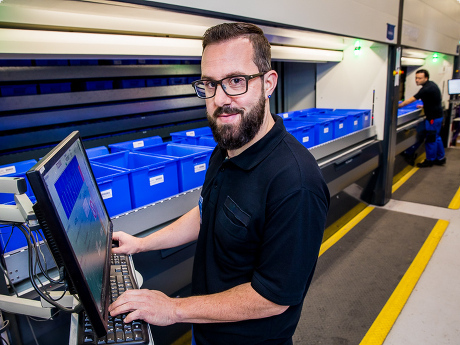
[213,106,244,118]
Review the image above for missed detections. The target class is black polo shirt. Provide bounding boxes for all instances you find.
[192,115,330,345]
[414,80,443,121]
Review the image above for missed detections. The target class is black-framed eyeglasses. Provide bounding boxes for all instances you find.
[192,71,268,99]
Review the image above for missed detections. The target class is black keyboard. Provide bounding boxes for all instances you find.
[77,253,150,344]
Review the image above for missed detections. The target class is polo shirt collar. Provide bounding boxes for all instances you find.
[219,114,287,170]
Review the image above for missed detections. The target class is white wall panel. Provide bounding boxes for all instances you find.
[402,0,460,55]
[151,0,400,43]
[316,40,389,140]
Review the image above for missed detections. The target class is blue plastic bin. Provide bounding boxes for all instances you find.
[35,60,68,66]
[284,121,317,148]
[146,78,168,87]
[136,143,213,192]
[69,59,99,66]
[0,84,37,97]
[85,80,114,91]
[86,146,109,158]
[170,127,213,145]
[198,136,217,147]
[289,116,334,144]
[108,136,163,153]
[306,114,349,139]
[0,159,37,204]
[119,79,146,89]
[168,77,188,85]
[90,162,132,217]
[90,151,179,208]
[39,82,72,94]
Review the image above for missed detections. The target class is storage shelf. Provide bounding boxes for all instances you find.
[0,64,201,82]
[0,84,197,112]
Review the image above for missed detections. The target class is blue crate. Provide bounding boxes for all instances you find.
[198,135,217,147]
[39,82,72,94]
[69,59,99,66]
[118,79,146,89]
[90,151,179,208]
[289,116,334,144]
[146,78,168,87]
[170,127,213,145]
[168,77,188,85]
[35,60,68,66]
[331,109,370,128]
[86,146,109,158]
[0,84,37,97]
[188,76,201,84]
[138,59,161,65]
[0,60,32,66]
[284,121,317,148]
[90,162,132,217]
[0,159,37,204]
[306,114,350,139]
[85,80,113,91]
[136,143,213,192]
[108,136,163,153]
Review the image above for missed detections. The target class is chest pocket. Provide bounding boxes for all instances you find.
[215,196,257,268]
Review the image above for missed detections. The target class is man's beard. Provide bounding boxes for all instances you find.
[207,93,266,151]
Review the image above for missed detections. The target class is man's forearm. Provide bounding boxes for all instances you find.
[140,206,201,251]
[173,283,288,324]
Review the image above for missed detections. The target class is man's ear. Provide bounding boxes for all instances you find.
[264,70,278,99]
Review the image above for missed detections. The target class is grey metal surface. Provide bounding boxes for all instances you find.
[311,126,377,162]
[397,108,423,127]
[111,187,201,237]
[0,84,197,112]
[2,97,204,131]
[3,244,56,285]
[0,64,201,82]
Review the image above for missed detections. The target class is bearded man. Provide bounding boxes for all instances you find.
[109,22,330,345]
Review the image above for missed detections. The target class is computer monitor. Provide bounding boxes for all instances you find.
[448,79,460,95]
[26,131,112,338]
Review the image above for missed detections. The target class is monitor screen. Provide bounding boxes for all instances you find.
[26,131,112,337]
[448,79,460,95]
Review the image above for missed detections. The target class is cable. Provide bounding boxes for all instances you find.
[13,224,82,314]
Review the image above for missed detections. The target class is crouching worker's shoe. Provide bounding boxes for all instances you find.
[434,157,446,166]
[417,160,433,168]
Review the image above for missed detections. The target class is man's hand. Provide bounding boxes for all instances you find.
[108,289,178,326]
[112,231,143,255]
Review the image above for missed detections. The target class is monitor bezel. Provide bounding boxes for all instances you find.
[448,79,460,95]
[26,131,112,338]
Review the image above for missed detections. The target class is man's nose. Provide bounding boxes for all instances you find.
[214,84,232,107]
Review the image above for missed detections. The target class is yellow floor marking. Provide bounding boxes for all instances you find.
[448,187,460,209]
[392,166,419,193]
[360,219,449,345]
[319,206,374,257]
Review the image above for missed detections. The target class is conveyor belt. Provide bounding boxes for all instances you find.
[294,208,438,344]
[392,148,460,208]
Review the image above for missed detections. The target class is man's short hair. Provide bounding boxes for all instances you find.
[202,22,271,73]
[416,69,430,79]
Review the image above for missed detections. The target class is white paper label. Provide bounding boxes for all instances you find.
[101,189,113,199]
[302,136,309,143]
[0,166,16,176]
[324,127,329,134]
[365,115,369,120]
[150,175,164,186]
[186,131,196,137]
[282,113,289,118]
[133,140,145,148]
[339,123,344,129]
[195,163,206,173]
[354,120,358,126]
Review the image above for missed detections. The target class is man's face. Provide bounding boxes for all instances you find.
[415,73,428,86]
[201,37,267,150]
